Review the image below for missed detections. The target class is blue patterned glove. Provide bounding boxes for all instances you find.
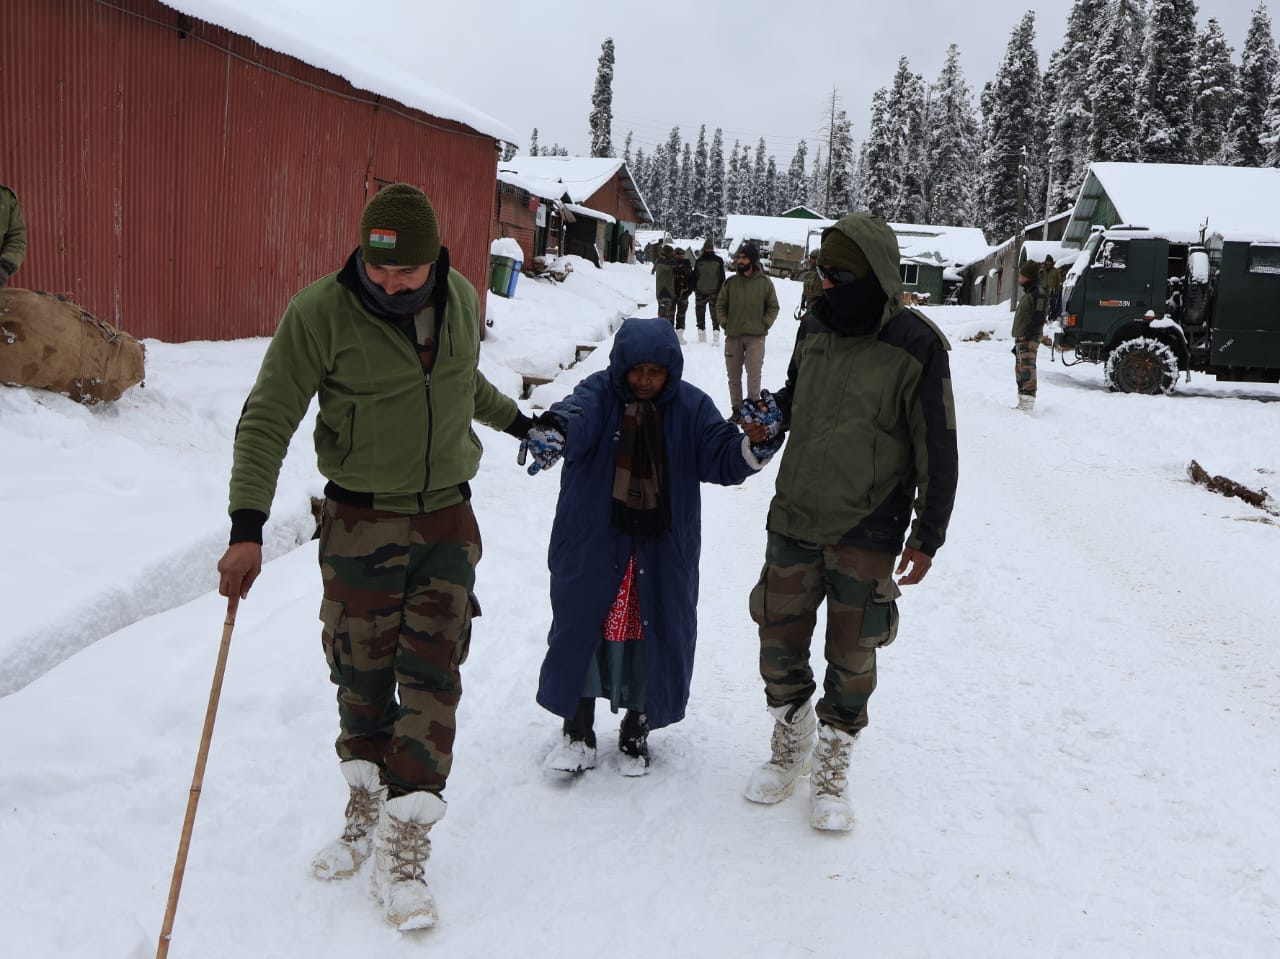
[517,416,566,475]
[739,390,784,461]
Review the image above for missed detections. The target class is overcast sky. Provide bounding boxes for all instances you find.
[371,0,1259,162]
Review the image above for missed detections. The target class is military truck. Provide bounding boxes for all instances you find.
[1053,225,1280,394]
[765,241,806,279]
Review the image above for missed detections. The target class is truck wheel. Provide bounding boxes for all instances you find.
[1103,337,1179,395]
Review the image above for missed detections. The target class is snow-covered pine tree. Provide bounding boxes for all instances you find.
[529,128,540,156]
[1046,0,1108,214]
[692,126,710,230]
[649,141,670,226]
[926,44,980,227]
[733,141,754,215]
[763,156,779,216]
[677,142,694,235]
[861,87,896,219]
[589,38,615,158]
[807,145,826,215]
[1138,0,1198,163]
[622,131,633,169]
[885,57,928,223]
[708,128,726,237]
[663,127,682,232]
[1087,1,1142,163]
[726,141,741,214]
[785,140,808,212]
[1226,3,1278,167]
[826,109,855,217]
[501,141,517,162]
[749,138,768,215]
[1191,19,1238,164]
[980,12,1044,242]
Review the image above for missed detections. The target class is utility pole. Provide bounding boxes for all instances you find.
[824,87,837,215]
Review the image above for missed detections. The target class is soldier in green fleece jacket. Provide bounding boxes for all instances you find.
[216,184,551,932]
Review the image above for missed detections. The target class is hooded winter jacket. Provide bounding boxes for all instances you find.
[536,317,762,729]
[229,249,519,535]
[769,214,958,556]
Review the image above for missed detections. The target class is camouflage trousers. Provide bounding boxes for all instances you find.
[693,291,721,331]
[317,498,482,796]
[1014,337,1039,396]
[748,532,901,734]
[658,296,690,329]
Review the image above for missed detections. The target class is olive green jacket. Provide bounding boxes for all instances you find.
[229,251,519,527]
[769,214,958,556]
[1012,280,1048,339]
[1,185,28,277]
[714,268,779,335]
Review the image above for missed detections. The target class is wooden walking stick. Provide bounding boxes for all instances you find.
[155,597,238,959]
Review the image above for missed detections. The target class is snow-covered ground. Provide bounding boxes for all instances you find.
[2,260,1278,958]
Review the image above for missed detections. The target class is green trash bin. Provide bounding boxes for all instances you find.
[489,255,517,297]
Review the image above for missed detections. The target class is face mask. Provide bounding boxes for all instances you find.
[822,273,887,329]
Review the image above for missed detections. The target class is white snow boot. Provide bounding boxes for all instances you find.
[311,759,386,880]
[1016,393,1035,413]
[712,329,721,347]
[743,700,816,804]
[810,723,858,832]
[371,790,447,931]
[544,734,598,773]
[697,329,707,344]
[676,329,687,345]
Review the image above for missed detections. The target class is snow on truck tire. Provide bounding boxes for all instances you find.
[1103,336,1180,395]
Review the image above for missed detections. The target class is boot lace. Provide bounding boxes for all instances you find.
[386,816,433,883]
[769,719,803,768]
[341,784,381,843]
[812,736,852,798]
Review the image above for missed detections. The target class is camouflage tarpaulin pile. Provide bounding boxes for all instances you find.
[0,288,145,403]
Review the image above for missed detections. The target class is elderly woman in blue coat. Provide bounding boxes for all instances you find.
[521,316,780,775]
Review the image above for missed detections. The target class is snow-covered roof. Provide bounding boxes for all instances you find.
[496,170,568,202]
[563,203,615,225]
[725,214,993,268]
[1064,162,1280,248]
[1020,240,1078,268]
[499,156,653,223]
[162,0,514,142]
[724,214,834,252]
[889,222,994,269]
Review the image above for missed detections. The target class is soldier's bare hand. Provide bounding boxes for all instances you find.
[218,542,263,600]
[895,547,932,586]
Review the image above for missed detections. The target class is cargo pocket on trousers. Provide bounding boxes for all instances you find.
[452,592,481,669]
[319,596,354,685]
[858,578,902,649]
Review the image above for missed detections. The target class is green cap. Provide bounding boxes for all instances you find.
[360,184,441,266]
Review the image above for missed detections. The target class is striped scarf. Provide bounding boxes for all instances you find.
[610,400,669,537]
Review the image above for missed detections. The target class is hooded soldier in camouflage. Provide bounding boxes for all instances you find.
[742,213,958,833]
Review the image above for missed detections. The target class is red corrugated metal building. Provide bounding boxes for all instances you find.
[0,0,506,341]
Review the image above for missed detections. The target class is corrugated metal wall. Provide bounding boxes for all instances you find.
[495,184,537,264]
[0,0,499,341]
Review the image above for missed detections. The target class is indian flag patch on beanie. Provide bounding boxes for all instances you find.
[369,229,397,249]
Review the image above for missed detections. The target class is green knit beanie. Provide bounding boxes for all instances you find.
[702,238,714,252]
[818,229,871,279]
[1019,259,1040,280]
[359,184,441,266]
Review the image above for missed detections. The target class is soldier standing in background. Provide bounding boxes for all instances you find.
[693,239,725,345]
[714,242,779,419]
[1012,259,1049,412]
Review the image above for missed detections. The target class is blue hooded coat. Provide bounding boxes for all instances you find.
[536,317,761,730]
